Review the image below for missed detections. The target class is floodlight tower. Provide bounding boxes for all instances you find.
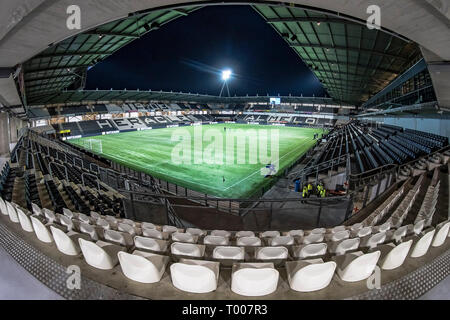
[219,69,232,97]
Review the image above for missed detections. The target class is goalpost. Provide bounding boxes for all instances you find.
[83,139,103,153]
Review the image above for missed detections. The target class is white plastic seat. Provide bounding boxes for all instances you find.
[335,251,381,282]
[172,232,197,243]
[96,218,111,230]
[210,230,231,238]
[6,201,19,223]
[43,208,57,224]
[213,246,245,260]
[105,215,118,224]
[413,219,425,235]
[432,221,450,247]
[363,232,386,249]
[90,211,101,220]
[118,250,169,284]
[171,242,205,258]
[410,229,436,258]
[118,222,137,236]
[78,213,91,224]
[296,243,328,259]
[0,197,8,215]
[203,235,229,246]
[104,229,133,247]
[310,228,326,235]
[260,231,280,238]
[30,216,53,243]
[350,223,363,233]
[50,226,82,256]
[121,218,136,227]
[236,236,261,247]
[58,214,76,231]
[286,259,336,292]
[374,222,391,233]
[31,203,42,216]
[170,259,220,293]
[78,238,124,270]
[331,226,346,234]
[379,240,413,270]
[162,225,180,234]
[63,208,78,219]
[330,230,350,242]
[186,227,206,236]
[235,231,255,238]
[392,225,408,242]
[270,235,294,246]
[79,222,99,241]
[356,226,372,237]
[134,236,169,253]
[302,233,324,244]
[141,222,156,230]
[231,263,279,297]
[255,246,288,260]
[142,228,166,240]
[286,229,304,237]
[333,238,360,255]
[16,208,34,232]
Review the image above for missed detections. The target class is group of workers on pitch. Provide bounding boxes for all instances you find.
[302,182,326,201]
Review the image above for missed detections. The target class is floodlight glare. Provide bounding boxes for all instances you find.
[222,69,232,81]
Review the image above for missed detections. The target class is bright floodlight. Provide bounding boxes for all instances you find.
[222,69,232,81]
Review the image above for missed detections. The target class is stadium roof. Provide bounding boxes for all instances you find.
[23,6,201,105]
[27,89,338,107]
[22,3,422,108]
[252,4,422,106]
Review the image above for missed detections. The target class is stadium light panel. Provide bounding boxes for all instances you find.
[222,69,232,81]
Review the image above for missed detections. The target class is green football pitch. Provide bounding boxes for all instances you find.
[69,124,325,198]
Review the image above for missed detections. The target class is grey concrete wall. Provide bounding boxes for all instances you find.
[0,112,10,156]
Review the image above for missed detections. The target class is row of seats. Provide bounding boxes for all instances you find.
[304,122,448,178]
[0,162,15,202]
[362,184,406,227]
[28,139,124,217]
[1,196,449,296]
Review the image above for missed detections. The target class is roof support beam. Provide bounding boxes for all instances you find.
[171,9,189,16]
[32,51,112,59]
[26,80,74,89]
[291,43,408,61]
[26,64,89,74]
[25,74,76,83]
[84,31,139,39]
[267,17,361,26]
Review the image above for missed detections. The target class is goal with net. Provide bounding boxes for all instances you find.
[83,139,103,153]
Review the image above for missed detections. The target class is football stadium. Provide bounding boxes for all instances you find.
[0,0,449,305]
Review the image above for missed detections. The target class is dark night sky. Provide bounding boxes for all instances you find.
[86,5,327,97]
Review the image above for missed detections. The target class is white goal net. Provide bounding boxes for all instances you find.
[83,139,103,153]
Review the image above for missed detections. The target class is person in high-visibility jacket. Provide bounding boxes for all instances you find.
[320,188,326,198]
[302,186,308,203]
[307,183,313,197]
[317,184,322,195]
[302,186,308,198]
